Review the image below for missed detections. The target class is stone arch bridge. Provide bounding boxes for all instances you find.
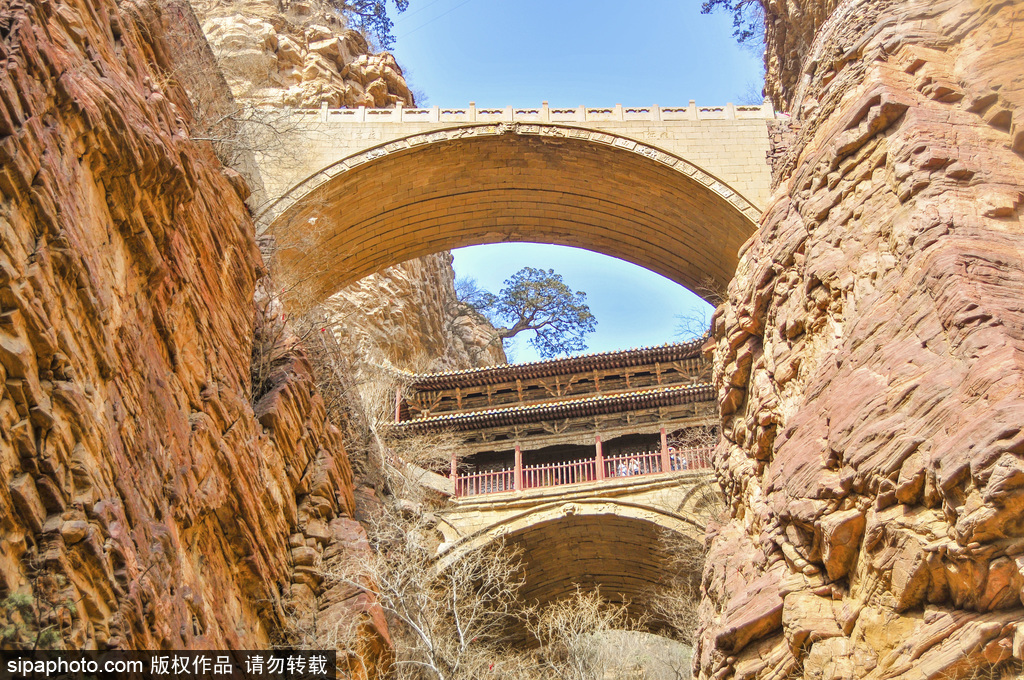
[254,104,769,617]
[433,469,720,620]
[253,102,777,308]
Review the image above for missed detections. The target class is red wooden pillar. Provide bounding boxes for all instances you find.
[660,427,671,473]
[514,444,523,492]
[595,434,605,481]
[450,451,458,496]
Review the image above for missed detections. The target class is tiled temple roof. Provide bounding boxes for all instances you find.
[392,383,715,433]
[404,337,708,390]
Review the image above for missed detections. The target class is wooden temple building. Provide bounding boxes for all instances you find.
[393,339,718,496]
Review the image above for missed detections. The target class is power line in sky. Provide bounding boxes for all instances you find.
[396,0,450,22]
[397,0,478,39]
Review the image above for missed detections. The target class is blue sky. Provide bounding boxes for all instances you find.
[387,0,764,362]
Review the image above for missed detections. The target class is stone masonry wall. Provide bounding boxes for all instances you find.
[697,1,1024,678]
[0,0,386,672]
[251,114,775,218]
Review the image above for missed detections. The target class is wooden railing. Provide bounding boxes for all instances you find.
[523,458,596,489]
[603,450,665,477]
[677,445,714,470]
[455,468,514,497]
[454,446,715,498]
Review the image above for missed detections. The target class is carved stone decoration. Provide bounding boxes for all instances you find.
[560,503,581,516]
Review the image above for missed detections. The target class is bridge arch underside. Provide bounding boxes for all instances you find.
[439,499,705,637]
[268,130,759,307]
[508,514,696,626]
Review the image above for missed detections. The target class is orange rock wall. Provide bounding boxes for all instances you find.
[0,0,383,668]
[698,1,1024,678]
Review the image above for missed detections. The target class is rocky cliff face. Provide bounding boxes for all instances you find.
[323,253,507,374]
[191,0,412,108]
[0,0,385,670]
[697,1,1024,679]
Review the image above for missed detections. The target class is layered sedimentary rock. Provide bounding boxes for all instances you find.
[697,1,1024,678]
[0,0,385,671]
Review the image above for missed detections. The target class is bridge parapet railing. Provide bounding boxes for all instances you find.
[454,446,716,498]
[603,450,665,477]
[522,458,597,489]
[309,101,776,124]
[456,468,514,497]
[605,446,714,476]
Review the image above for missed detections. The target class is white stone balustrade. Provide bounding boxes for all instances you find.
[290,100,777,123]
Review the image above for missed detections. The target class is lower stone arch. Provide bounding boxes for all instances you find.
[437,499,705,626]
[261,123,761,311]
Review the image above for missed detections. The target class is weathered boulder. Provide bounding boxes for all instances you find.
[818,508,865,581]
[191,0,413,108]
